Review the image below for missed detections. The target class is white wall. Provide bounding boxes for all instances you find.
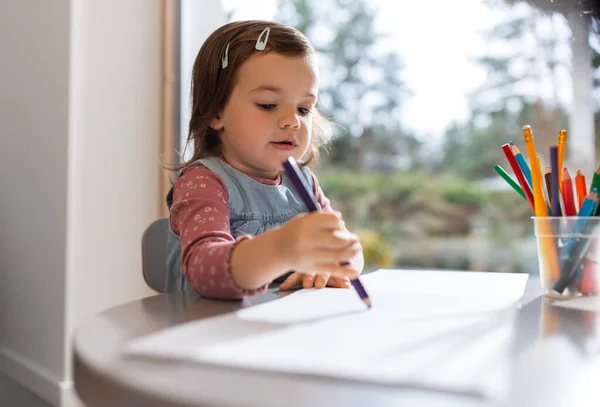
[0,0,71,403]
[0,0,160,405]
[65,0,160,379]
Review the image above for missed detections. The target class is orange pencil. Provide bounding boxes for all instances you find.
[524,125,559,282]
[523,126,547,217]
[575,169,587,209]
[557,130,567,190]
[561,168,577,216]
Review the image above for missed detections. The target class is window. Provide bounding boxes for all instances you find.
[177,0,600,274]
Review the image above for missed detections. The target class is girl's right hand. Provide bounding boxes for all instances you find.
[274,212,361,279]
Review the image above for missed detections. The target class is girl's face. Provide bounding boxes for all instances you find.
[210,52,319,180]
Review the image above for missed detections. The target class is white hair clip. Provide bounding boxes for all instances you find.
[255,27,270,51]
[221,42,230,69]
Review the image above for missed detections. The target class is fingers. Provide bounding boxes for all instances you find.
[279,272,304,291]
[327,276,351,288]
[333,211,346,227]
[310,242,362,265]
[281,272,352,290]
[302,273,317,289]
[314,272,330,288]
[313,229,358,250]
[280,272,324,290]
[312,263,359,279]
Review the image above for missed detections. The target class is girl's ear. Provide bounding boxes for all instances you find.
[209,114,224,131]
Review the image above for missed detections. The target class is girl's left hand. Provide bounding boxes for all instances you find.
[279,272,351,291]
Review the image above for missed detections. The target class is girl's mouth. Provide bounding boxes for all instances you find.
[271,141,297,150]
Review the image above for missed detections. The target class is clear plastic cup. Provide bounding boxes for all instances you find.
[532,216,600,298]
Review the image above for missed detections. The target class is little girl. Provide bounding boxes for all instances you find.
[165,20,364,299]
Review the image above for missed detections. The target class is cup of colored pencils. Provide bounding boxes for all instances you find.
[496,125,599,298]
[533,216,600,297]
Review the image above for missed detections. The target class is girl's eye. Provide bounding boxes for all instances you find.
[298,107,311,116]
[257,104,276,110]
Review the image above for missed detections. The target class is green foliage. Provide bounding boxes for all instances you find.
[316,167,383,202]
[377,173,423,204]
[441,179,486,207]
[479,190,532,242]
[317,167,532,270]
[356,230,394,269]
[318,170,486,239]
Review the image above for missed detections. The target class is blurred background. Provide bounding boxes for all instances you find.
[177,0,600,274]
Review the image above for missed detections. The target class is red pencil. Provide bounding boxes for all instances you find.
[561,168,577,216]
[578,255,598,295]
[501,143,535,212]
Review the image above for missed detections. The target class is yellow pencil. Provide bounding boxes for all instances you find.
[557,129,567,190]
[523,125,560,283]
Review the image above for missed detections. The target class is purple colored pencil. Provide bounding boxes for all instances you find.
[282,157,372,308]
[550,145,562,216]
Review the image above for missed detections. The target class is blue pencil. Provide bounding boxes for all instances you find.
[282,157,372,308]
[511,144,550,212]
[559,188,597,256]
[554,189,599,293]
[511,144,533,189]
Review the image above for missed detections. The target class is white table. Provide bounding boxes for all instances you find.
[73,275,600,407]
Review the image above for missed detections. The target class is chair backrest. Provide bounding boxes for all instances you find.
[141,218,170,293]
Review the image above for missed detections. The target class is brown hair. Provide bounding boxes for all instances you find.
[173,20,333,172]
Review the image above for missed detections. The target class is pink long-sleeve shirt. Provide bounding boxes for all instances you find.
[169,165,338,299]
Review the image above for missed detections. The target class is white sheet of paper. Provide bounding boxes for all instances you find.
[126,270,529,399]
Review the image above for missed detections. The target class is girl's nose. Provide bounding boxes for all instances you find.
[278,107,301,129]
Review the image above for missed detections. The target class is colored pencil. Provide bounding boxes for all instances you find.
[523,126,547,217]
[575,169,587,209]
[557,129,567,189]
[576,187,596,215]
[550,145,562,216]
[494,165,526,200]
[559,189,597,258]
[511,145,532,188]
[501,143,534,212]
[591,165,600,194]
[579,253,598,295]
[538,157,553,215]
[554,189,599,293]
[577,168,597,293]
[591,166,600,215]
[524,126,559,282]
[282,156,372,308]
[561,168,577,216]
[544,167,552,207]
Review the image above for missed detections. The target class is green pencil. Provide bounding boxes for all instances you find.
[591,166,600,195]
[494,164,526,200]
[590,166,600,215]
